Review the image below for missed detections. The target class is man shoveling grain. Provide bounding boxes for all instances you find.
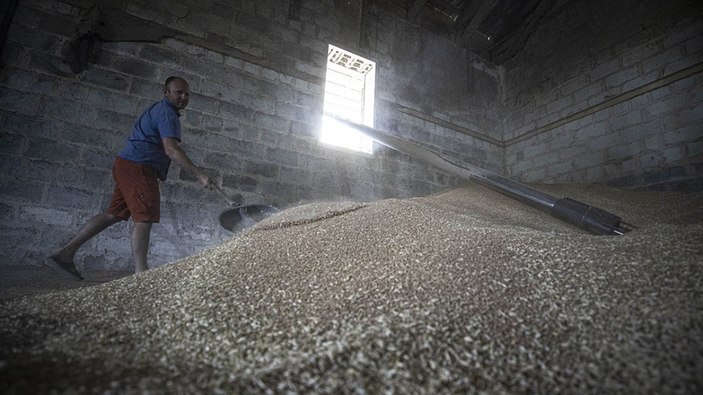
[46,76,211,279]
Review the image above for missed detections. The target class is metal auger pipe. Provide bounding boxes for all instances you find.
[334,118,634,236]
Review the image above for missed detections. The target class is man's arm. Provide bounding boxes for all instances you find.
[162,137,211,187]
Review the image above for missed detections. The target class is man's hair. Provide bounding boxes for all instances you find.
[164,76,186,90]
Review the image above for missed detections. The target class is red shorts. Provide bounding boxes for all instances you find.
[106,157,161,223]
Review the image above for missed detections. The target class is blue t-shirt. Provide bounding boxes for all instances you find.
[118,98,181,181]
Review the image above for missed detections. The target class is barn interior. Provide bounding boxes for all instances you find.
[0,0,702,393]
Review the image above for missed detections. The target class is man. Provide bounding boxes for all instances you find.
[47,76,211,279]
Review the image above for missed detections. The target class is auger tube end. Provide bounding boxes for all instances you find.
[551,198,635,236]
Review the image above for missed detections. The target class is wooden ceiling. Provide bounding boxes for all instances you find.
[392,0,558,64]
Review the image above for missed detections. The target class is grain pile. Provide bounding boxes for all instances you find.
[1,183,702,394]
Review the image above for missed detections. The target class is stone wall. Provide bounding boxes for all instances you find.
[0,0,502,269]
[502,0,703,191]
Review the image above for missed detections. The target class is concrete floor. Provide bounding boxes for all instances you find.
[0,265,132,302]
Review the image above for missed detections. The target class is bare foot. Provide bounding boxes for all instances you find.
[45,255,84,281]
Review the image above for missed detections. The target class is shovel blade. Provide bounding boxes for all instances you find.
[218,204,279,231]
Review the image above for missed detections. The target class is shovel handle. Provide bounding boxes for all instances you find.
[211,183,238,206]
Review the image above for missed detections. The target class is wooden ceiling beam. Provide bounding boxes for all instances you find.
[288,0,302,20]
[458,0,500,39]
[489,0,555,63]
[407,0,428,20]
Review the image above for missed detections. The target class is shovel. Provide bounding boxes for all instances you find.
[210,183,279,231]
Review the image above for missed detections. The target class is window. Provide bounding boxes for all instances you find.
[320,45,376,154]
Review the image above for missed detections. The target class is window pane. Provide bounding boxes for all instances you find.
[321,45,375,154]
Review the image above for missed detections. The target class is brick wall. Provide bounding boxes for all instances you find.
[0,0,502,269]
[502,0,703,191]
